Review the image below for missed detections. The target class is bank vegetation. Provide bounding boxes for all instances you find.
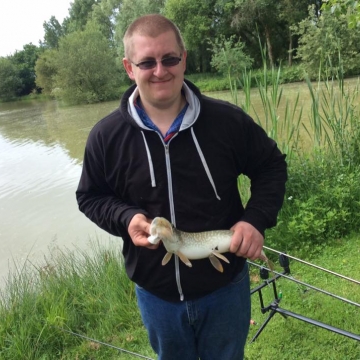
[1,59,360,358]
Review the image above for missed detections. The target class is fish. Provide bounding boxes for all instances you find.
[147,217,275,273]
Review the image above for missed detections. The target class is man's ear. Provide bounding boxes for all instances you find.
[123,58,135,80]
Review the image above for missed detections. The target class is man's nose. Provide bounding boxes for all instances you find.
[153,61,168,76]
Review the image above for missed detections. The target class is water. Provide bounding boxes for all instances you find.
[0,99,121,287]
[1,78,359,287]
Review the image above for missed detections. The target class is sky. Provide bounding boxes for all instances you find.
[0,0,72,57]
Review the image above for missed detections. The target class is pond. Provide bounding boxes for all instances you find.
[1,78,359,287]
[0,99,121,287]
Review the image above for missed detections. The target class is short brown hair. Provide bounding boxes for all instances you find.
[123,14,186,59]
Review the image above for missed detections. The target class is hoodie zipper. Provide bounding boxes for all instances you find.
[164,144,176,223]
[143,128,220,301]
[163,136,184,301]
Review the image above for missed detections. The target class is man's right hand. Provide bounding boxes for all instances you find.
[128,214,159,249]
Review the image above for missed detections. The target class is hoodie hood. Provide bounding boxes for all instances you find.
[120,79,202,131]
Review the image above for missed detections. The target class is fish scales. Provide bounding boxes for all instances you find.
[175,229,233,259]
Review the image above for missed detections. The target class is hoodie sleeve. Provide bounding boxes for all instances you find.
[76,125,148,237]
[240,117,287,236]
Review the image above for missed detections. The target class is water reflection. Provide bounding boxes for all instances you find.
[0,99,120,287]
[0,99,120,162]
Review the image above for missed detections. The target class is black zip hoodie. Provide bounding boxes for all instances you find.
[76,79,287,302]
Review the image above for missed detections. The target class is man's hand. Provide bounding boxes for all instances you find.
[128,214,159,249]
[229,221,264,260]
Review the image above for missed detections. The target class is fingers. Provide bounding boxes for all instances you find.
[230,221,264,260]
[128,213,150,231]
[144,242,160,250]
[128,214,159,249]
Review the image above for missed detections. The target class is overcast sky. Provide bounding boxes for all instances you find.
[0,0,72,57]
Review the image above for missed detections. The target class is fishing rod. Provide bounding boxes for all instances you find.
[54,326,154,360]
[248,252,360,342]
[249,261,360,308]
[263,245,360,285]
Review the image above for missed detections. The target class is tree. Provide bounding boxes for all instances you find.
[0,57,22,100]
[220,0,320,69]
[164,0,219,73]
[278,0,313,66]
[42,16,64,49]
[322,0,360,28]
[231,0,282,68]
[10,43,41,95]
[63,0,99,33]
[35,49,58,95]
[91,0,123,44]
[293,6,360,78]
[54,21,120,104]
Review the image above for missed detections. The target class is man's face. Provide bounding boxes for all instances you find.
[123,31,187,110]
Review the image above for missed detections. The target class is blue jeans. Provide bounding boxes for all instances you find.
[136,263,250,360]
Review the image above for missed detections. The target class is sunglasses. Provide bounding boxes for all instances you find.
[131,56,182,70]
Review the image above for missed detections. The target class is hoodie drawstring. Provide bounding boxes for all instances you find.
[141,131,156,187]
[191,127,221,201]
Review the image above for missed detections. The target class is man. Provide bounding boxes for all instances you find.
[76,14,287,360]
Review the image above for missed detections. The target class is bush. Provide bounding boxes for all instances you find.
[208,35,253,79]
[54,21,122,105]
[278,65,305,83]
[267,155,360,254]
[186,64,305,93]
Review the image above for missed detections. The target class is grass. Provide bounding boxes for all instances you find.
[246,235,360,359]
[0,236,359,359]
[1,59,360,358]
[0,243,154,360]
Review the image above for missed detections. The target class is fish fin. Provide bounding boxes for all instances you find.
[162,252,173,266]
[259,250,275,277]
[176,252,192,267]
[259,249,268,260]
[267,259,275,273]
[211,250,230,263]
[209,254,224,273]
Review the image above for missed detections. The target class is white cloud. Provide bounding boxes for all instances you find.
[0,0,72,57]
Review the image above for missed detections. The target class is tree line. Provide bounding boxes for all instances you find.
[0,0,359,103]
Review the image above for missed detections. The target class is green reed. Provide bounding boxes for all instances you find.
[235,56,303,163]
[230,52,360,246]
[234,51,303,204]
[231,53,360,170]
[305,61,360,168]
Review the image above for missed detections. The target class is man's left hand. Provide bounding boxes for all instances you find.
[229,221,264,260]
